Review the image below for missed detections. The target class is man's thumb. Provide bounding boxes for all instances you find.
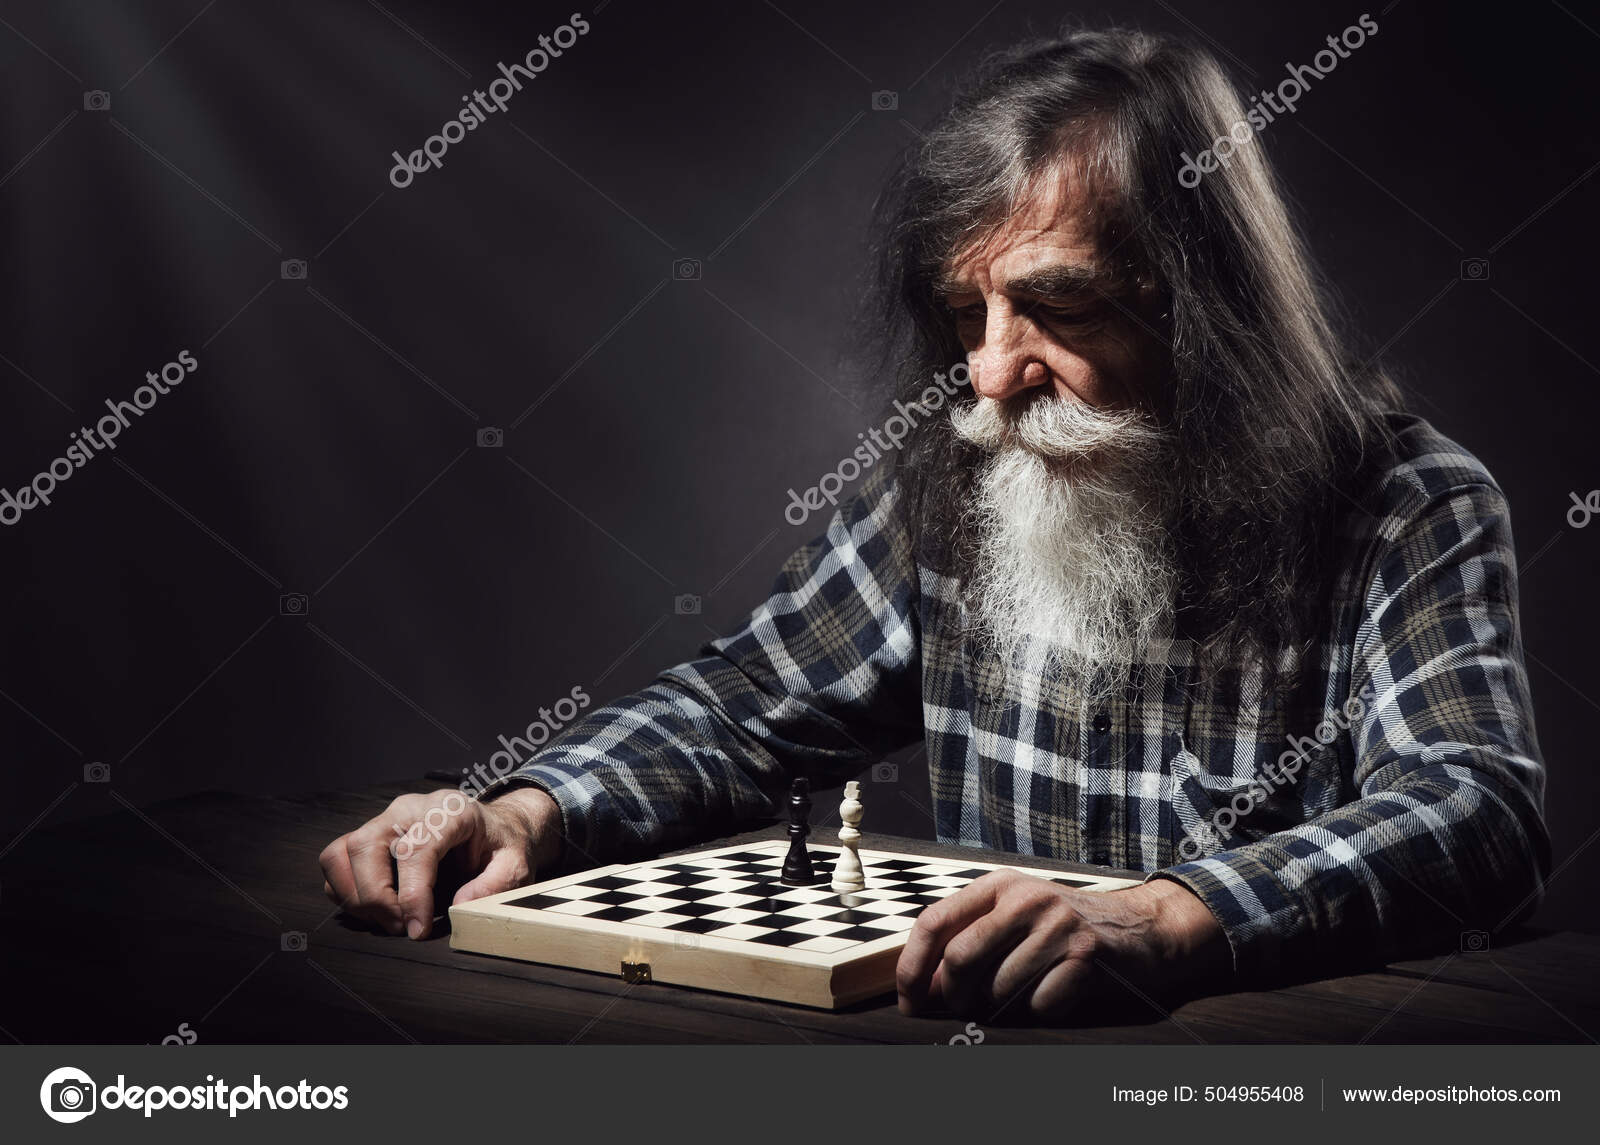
[453,846,533,906]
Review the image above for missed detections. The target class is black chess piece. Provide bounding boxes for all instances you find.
[780,777,827,886]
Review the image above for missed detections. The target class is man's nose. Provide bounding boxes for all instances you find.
[969,313,1051,402]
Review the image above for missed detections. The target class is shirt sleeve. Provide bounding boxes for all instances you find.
[1155,477,1551,980]
[478,467,924,868]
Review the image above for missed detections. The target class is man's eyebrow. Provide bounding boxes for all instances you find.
[933,263,1119,300]
[1003,264,1116,298]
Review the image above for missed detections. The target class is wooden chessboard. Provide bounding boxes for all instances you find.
[448,839,1141,1009]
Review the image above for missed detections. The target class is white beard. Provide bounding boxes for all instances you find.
[948,392,1178,703]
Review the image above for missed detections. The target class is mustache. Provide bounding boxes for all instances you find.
[948,392,1167,463]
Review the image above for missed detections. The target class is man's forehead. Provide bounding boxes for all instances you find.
[940,173,1105,288]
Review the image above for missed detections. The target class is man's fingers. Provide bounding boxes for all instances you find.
[896,872,1007,1012]
[319,840,357,912]
[935,905,1033,1015]
[317,792,476,935]
[990,924,1079,1012]
[395,839,441,940]
[396,801,479,939]
[1028,947,1097,1019]
[453,846,533,906]
[347,829,403,933]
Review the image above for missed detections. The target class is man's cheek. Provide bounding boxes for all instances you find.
[1050,355,1116,408]
[1092,334,1145,392]
[1087,333,1163,407]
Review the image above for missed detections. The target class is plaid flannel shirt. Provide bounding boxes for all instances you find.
[488,414,1549,980]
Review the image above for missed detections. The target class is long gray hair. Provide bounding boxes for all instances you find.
[865,26,1403,681]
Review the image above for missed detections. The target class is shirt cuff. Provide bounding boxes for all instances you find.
[476,756,617,872]
[1147,844,1315,981]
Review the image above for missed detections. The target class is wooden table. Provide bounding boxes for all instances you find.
[2,780,1595,1044]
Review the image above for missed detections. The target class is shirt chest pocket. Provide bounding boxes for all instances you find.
[1170,736,1349,859]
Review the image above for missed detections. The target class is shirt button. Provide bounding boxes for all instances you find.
[1092,711,1111,735]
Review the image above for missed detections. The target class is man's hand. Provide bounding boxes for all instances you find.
[319,787,562,940]
[896,870,1229,1022]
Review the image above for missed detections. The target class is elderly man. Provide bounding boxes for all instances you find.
[321,27,1548,1021]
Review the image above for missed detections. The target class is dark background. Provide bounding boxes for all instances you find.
[1,0,1595,934]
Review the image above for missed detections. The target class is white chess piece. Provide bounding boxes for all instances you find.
[832,780,865,892]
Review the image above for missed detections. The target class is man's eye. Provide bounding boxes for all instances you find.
[948,303,985,323]
[1034,304,1103,328]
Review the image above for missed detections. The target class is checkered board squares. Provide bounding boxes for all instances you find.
[449,840,1140,1008]
[502,847,1101,953]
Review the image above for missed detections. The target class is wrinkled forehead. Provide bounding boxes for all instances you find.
[940,159,1118,288]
